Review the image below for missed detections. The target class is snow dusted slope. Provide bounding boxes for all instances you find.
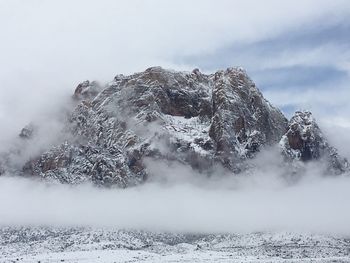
[0,228,349,262]
[1,67,287,185]
[0,67,348,185]
[280,111,349,174]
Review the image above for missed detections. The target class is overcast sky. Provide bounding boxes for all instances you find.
[0,0,349,152]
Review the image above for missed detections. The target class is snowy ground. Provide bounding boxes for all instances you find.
[0,228,350,262]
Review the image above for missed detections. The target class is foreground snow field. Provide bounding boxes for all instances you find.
[1,228,349,262]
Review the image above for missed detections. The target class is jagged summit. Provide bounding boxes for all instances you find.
[280,110,349,174]
[0,67,348,186]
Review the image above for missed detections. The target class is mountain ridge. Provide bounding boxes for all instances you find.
[0,66,348,186]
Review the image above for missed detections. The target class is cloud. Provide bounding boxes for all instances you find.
[0,1,348,146]
[0,160,350,235]
[178,12,350,127]
[0,1,349,135]
[0,6,348,146]
[1,145,350,235]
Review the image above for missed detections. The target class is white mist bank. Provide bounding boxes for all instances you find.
[0,171,349,236]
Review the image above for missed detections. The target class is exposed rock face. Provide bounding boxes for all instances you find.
[0,67,347,185]
[73,80,100,101]
[17,67,288,185]
[208,68,288,170]
[280,111,349,174]
[19,124,36,139]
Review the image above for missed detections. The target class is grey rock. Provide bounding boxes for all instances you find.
[280,110,349,174]
[73,80,101,101]
[209,67,287,170]
[19,123,36,139]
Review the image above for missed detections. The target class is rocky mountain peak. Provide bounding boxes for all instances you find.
[280,110,349,174]
[0,67,348,185]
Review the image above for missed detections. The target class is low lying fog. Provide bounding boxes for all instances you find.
[0,154,349,236]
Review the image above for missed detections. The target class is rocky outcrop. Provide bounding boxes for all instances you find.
[280,111,349,174]
[0,67,347,186]
[73,80,100,101]
[19,123,36,139]
[208,68,287,170]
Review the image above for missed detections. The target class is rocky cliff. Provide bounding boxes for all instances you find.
[280,110,349,174]
[0,67,348,186]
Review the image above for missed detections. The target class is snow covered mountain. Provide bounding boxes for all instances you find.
[0,66,348,186]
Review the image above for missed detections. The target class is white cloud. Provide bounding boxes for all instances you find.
[0,165,350,235]
[257,45,350,72]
